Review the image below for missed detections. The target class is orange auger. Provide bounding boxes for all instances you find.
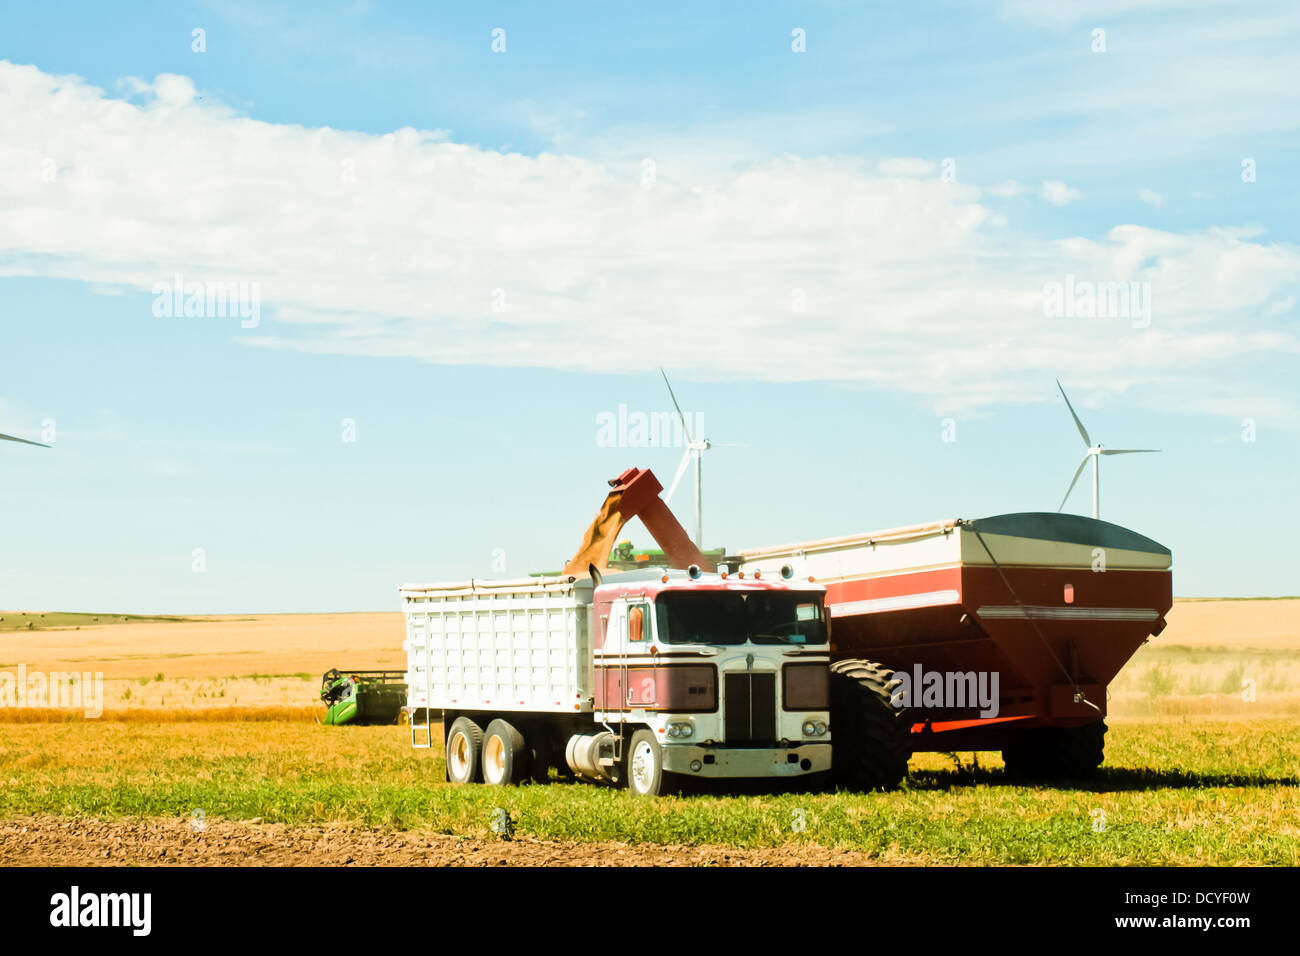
[562,467,715,576]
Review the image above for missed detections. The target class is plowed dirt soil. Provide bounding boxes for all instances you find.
[0,815,887,867]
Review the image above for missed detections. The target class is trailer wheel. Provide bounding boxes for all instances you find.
[482,719,530,786]
[626,729,668,797]
[829,659,911,792]
[1002,719,1107,781]
[446,717,484,784]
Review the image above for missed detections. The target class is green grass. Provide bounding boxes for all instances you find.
[0,717,1295,864]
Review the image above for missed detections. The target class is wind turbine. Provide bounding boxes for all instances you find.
[659,368,711,547]
[1056,379,1159,519]
[1,431,49,449]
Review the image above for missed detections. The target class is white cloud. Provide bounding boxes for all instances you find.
[1138,188,1166,208]
[1,61,1298,414]
[987,180,1028,198]
[1264,295,1296,317]
[986,180,1083,206]
[877,157,936,177]
[1041,180,1082,205]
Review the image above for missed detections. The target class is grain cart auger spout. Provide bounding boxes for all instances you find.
[562,467,716,576]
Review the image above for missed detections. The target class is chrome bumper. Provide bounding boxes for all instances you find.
[662,743,832,778]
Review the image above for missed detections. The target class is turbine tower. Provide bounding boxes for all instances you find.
[1056,379,1159,520]
[659,368,711,548]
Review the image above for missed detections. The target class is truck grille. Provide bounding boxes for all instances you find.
[724,672,776,747]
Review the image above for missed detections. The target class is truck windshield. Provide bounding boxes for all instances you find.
[655,591,827,646]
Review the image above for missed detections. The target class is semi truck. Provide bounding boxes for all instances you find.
[403,568,832,796]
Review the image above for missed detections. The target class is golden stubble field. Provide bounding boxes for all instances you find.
[0,599,1296,718]
[0,612,404,718]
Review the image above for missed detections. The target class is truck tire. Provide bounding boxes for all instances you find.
[829,659,911,792]
[626,728,669,797]
[482,719,530,786]
[1002,719,1107,781]
[446,717,484,784]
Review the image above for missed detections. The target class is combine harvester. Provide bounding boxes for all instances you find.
[319,669,407,725]
[403,467,1171,792]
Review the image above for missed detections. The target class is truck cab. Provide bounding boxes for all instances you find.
[588,567,832,794]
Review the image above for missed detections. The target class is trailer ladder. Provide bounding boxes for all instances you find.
[410,609,434,749]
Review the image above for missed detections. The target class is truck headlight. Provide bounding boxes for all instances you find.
[667,720,694,739]
[802,720,827,737]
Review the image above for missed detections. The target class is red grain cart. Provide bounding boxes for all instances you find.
[737,513,1172,783]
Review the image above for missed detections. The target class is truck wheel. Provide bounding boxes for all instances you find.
[446,717,484,784]
[829,659,911,792]
[1002,720,1106,780]
[626,729,666,796]
[482,719,529,786]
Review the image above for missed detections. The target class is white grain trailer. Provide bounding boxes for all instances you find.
[403,568,832,796]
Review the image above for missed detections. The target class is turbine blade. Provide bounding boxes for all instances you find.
[659,367,693,444]
[1100,448,1160,455]
[663,448,691,504]
[0,432,50,448]
[1057,456,1089,512]
[1056,379,1092,448]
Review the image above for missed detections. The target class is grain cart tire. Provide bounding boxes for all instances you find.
[626,728,671,797]
[482,719,530,786]
[829,659,911,792]
[446,717,484,784]
[1002,719,1107,780]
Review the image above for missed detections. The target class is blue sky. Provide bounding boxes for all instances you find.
[1,1,1297,611]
